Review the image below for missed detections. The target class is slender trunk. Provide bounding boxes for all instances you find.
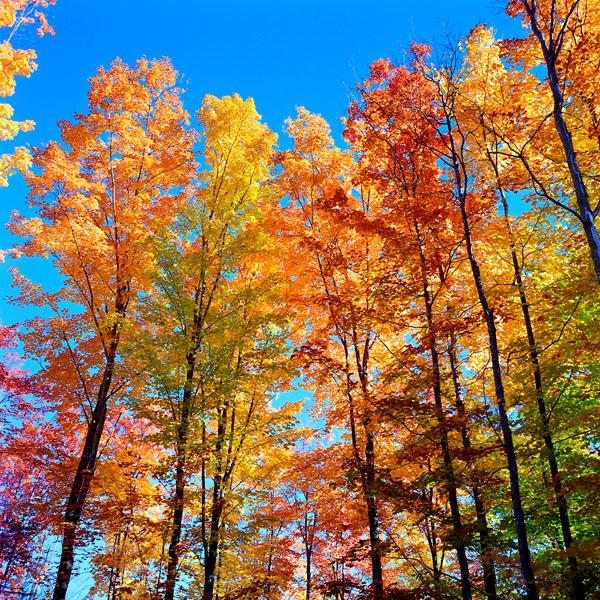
[423,487,443,590]
[317,233,384,597]
[202,490,224,600]
[365,428,384,599]
[341,337,384,597]
[202,398,229,600]
[355,332,384,598]
[438,94,538,597]
[493,161,585,598]
[458,197,538,599]
[201,418,208,560]
[416,226,472,600]
[164,460,186,600]
[304,510,314,600]
[448,333,499,600]
[163,366,195,600]
[348,396,383,598]
[52,340,119,600]
[306,544,312,600]
[107,533,122,600]
[164,277,206,600]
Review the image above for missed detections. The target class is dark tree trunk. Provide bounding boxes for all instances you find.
[457,197,538,599]
[494,172,584,599]
[521,0,600,288]
[303,509,314,600]
[164,459,186,600]
[306,544,312,600]
[365,429,384,599]
[202,397,230,600]
[163,357,196,600]
[341,336,384,598]
[440,101,538,598]
[202,486,224,600]
[52,340,119,600]
[423,485,444,591]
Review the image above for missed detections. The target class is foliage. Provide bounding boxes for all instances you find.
[2,2,600,599]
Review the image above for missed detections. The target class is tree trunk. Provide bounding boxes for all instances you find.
[521,0,600,287]
[457,195,538,599]
[306,544,312,600]
[163,279,206,600]
[438,102,538,597]
[365,429,384,599]
[202,492,224,600]
[202,398,229,600]
[341,336,384,598]
[163,366,195,600]
[423,486,444,591]
[304,509,314,600]
[52,344,118,600]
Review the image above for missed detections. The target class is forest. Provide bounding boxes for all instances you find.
[1,0,600,599]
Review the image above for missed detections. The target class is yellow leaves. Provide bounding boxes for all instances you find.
[198,93,276,191]
[463,26,505,95]
[0,1,56,184]
[0,41,37,184]
[275,107,354,218]
[0,0,55,32]
[0,144,30,185]
[0,44,36,97]
[0,2,17,27]
[0,102,33,136]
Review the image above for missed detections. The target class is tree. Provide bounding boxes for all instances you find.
[360,44,543,598]
[345,56,477,600]
[276,108,392,599]
[8,57,195,600]
[125,93,295,600]
[506,0,600,286]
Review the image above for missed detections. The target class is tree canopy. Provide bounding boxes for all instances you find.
[1,1,600,599]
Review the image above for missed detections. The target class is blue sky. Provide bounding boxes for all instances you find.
[0,0,526,326]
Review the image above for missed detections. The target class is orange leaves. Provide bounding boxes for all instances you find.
[276,108,353,212]
[11,58,195,323]
[0,0,55,33]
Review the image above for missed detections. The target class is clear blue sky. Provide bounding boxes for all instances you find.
[0,0,525,326]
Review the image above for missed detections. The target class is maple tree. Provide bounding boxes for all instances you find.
[275,107,393,599]
[93,94,302,600]
[134,93,293,600]
[344,54,480,600]
[507,0,600,285]
[461,56,579,600]
[458,22,599,598]
[415,47,539,599]
[8,57,195,599]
